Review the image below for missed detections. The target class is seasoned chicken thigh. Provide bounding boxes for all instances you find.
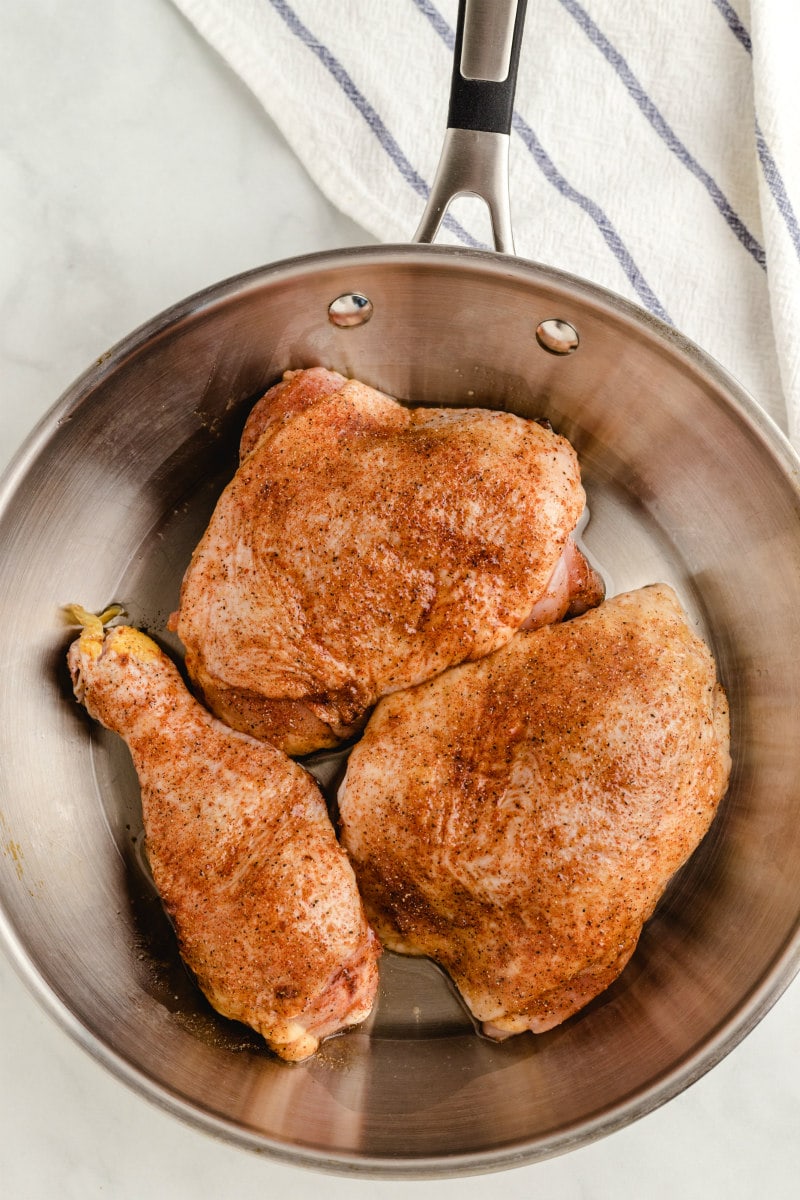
[171,368,603,755]
[66,607,379,1061]
[338,585,731,1038]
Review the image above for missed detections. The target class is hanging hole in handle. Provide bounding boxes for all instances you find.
[412,128,515,254]
[439,193,496,248]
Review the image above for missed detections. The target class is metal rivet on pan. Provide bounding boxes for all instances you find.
[536,318,579,355]
[328,292,374,327]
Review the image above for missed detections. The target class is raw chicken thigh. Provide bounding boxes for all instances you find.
[338,585,731,1039]
[66,607,380,1061]
[171,369,603,756]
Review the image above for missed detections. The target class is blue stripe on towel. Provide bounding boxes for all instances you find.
[559,0,766,270]
[710,0,752,53]
[756,122,800,264]
[267,0,481,247]
[412,0,672,322]
[711,0,800,265]
[412,0,454,46]
[510,113,672,323]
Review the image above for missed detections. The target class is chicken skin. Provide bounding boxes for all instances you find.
[171,368,603,756]
[338,585,731,1039]
[66,607,380,1061]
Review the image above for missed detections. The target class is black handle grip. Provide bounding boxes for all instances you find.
[447,0,528,135]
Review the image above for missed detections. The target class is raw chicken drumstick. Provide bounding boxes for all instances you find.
[66,605,380,1061]
[171,368,604,756]
[338,584,731,1039]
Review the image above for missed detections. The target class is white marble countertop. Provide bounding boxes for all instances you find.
[1,2,799,1196]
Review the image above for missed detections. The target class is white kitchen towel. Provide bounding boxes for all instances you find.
[169,0,800,450]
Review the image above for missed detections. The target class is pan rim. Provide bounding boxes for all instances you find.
[1,241,799,1176]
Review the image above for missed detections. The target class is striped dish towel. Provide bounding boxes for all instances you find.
[170,0,800,450]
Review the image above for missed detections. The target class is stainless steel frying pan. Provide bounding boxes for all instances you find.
[1,0,799,1178]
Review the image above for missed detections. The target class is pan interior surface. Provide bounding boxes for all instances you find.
[0,247,799,1175]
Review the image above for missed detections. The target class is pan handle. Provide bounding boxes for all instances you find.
[413,0,528,254]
